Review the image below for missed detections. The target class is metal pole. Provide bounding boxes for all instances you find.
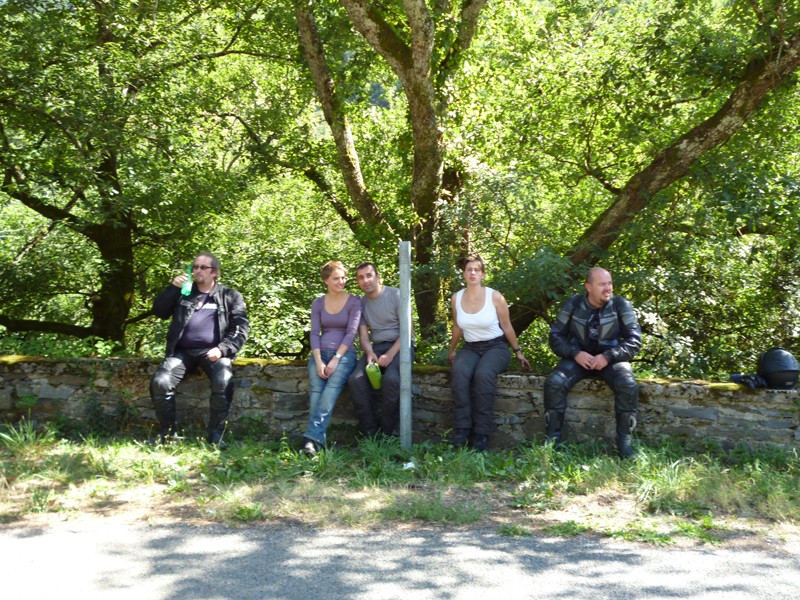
[398,240,413,450]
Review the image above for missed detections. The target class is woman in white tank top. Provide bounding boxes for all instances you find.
[447,255,530,450]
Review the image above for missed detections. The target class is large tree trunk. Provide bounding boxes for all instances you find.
[297,0,486,330]
[0,155,135,343]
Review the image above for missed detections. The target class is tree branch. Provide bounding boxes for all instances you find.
[340,0,414,73]
[0,315,93,338]
[436,0,488,83]
[570,29,800,266]
[294,1,396,244]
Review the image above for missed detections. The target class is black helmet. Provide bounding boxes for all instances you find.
[757,347,799,390]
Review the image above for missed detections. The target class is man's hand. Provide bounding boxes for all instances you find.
[206,347,222,363]
[592,353,609,370]
[376,353,394,368]
[575,351,608,370]
[172,273,189,288]
[574,351,595,370]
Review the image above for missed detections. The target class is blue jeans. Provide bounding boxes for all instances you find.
[305,349,357,445]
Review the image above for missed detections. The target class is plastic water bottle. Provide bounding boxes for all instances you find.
[365,361,382,390]
[180,264,192,296]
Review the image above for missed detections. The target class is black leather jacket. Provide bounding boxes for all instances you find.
[549,294,641,364]
[152,283,249,358]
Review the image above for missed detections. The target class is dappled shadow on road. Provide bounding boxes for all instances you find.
[5,518,797,599]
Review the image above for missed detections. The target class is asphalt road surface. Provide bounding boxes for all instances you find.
[3,518,798,599]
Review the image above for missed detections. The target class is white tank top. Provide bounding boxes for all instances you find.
[455,287,503,342]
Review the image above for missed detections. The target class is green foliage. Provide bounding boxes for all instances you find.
[542,521,589,538]
[380,490,486,525]
[607,522,675,546]
[673,517,725,545]
[445,0,800,378]
[2,0,800,382]
[229,503,267,523]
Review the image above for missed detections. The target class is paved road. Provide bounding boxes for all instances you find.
[3,518,798,599]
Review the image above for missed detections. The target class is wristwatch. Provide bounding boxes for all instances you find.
[334,353,342,359]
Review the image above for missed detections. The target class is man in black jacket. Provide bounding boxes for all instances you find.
[150,252,248,447]
[544,267,641,457]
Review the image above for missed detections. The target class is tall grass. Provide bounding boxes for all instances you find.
[1,421,798,542]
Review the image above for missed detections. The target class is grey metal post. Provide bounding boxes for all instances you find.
[398,240,413,450]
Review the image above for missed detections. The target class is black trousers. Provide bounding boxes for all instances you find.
[451,337,510,435]
[150,349,234,435]
[347,341,414,436]
[543,358,638,414]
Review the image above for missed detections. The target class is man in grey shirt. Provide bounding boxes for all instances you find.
[347,262,414,437]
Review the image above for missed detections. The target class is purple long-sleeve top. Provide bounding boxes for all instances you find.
[309,294,362,352]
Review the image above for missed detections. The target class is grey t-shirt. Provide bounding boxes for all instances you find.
[361,286,401,344]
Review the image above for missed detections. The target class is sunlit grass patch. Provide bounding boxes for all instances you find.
[380,487,487,525]
[673,515,726,545]
[605,521,675,546]
[542,520,590,538]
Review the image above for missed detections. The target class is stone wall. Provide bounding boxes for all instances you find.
[1,356,798,450]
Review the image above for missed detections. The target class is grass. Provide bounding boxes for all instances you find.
[1,419,799,547]
[542,520,589,538]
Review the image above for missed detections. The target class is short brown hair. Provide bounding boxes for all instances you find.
[458,254,486,273]
[355,262,378,277]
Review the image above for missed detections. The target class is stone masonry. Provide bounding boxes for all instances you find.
[1,356,798,450]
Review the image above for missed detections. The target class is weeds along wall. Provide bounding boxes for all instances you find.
[1,356,799,450]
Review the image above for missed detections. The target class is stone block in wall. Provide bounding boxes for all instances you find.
[669,406,720,422]
[1,357,799,450]
[0,386,13,410]
[413,408,448,425]
[494,393,538,415]
[271,391,308,421]
[37,382,78,401]
[493,413,526,426]
[413,384,451,402]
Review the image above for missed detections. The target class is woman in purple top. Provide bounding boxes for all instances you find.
[303,261,362,454]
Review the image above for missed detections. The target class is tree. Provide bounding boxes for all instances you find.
[506,1,800,332]
[289,1,800,355]
[4,1,800,379]
[0,0,265,343]
[293,0,487,329]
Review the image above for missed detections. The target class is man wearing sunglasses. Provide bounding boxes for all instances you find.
[149,252,249,448]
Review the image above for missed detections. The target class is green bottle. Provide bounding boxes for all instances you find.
[365,361,382,390]
[180,264,192,296]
